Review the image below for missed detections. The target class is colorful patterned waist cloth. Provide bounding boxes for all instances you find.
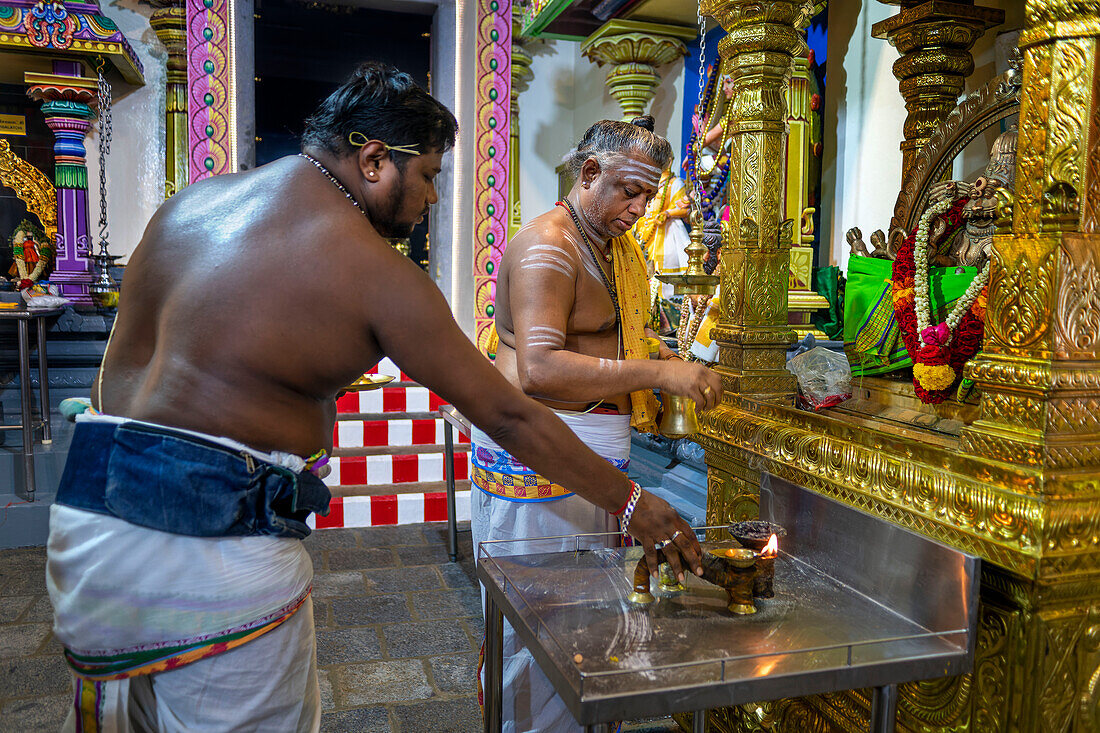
[471,442,629,502]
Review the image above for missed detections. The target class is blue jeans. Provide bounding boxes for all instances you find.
[56,420,330,539]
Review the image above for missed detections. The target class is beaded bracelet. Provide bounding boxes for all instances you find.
[619,481,644,539]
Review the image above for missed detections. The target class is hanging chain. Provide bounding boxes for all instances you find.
[96,62,112,256]
[690,11,709,208]
[696,12,707,113]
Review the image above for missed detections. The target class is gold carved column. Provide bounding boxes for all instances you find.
[580,19,695,120]
[703,0,801,403]
[872,0,1004,183]
[148,0,188,197]
[696,0,801,534]
[955,5,1100,728]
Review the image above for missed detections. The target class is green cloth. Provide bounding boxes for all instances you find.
[843,256,979,376]
[811,266,844,341]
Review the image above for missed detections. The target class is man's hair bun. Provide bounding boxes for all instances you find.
[630,115,655,132]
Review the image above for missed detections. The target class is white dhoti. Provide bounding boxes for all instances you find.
[48,415,321,733]
[471,410,631,733]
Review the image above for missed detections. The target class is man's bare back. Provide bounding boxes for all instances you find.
[96,156,411,456]
[494,205,630,413]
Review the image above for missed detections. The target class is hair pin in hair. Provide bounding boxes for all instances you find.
[348,131,421,156]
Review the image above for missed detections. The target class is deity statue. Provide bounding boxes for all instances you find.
[633,168,693,300]
[686,72,735,222]
[927,124,1018,269]
[696,75,735,175]
[846,124,1018,269]
[7,218,53,291]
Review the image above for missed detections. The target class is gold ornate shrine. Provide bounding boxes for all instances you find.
[696,0,1100,731]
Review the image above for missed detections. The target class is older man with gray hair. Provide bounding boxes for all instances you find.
[472,115,722,731]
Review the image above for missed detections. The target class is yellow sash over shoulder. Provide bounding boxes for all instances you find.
[612,231,660,434]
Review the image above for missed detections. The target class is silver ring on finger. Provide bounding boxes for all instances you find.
[671,530,682,541]
[655,539,672,550]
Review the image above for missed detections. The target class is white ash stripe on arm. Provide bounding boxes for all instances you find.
[518,244,576,279]
[525,326,566,349]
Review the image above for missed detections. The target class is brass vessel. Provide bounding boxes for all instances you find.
[658,393,700,439]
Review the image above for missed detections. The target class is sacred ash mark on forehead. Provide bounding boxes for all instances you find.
[612,156,662,191]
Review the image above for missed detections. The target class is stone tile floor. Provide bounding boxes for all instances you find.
[0,522,680,732]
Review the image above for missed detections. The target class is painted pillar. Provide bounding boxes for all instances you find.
[149,0,189,197]
[580,19,695,121]
[25,62,97,304]
[871,0,1004,186]
[508,14,533,242]
[473,0,512,356]
[186,0,235,182]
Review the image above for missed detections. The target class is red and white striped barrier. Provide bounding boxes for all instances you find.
[323,452,469,486]
[333,418,470,449]
[336,386,449,415]
[308,491,472,529]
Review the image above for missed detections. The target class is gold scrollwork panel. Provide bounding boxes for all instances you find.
[0,139,57,243]
[986,237,1057,357]
[1016,43,1053,236]
[1055,234,1100,359]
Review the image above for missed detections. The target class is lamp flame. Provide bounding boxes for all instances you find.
[761,534,778,558]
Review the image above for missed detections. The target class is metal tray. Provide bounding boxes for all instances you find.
[477,475,979,729]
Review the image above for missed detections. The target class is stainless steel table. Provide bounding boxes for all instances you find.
[477,475,980,732]
[439,404,470,562]
[0,307,62,501]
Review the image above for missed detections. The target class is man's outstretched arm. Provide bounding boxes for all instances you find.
[364,247,703,579]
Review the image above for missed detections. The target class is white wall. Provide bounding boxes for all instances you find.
[820,0,1025,273]
[84,0,165,263]
[516,38,685,225]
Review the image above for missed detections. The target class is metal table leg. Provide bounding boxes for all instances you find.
[36,315,51,444]
[870,684,898,733]
[483,592,504,733]
[444,418,458,562]
[693,709,707,732]
[17,319,34,502]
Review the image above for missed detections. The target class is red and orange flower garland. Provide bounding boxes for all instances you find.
[891,197,988,404]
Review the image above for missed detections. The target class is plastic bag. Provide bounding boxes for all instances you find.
[785,346,852,410]
[21,288,69,309]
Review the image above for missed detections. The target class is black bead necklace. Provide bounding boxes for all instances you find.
[557,199,619,315]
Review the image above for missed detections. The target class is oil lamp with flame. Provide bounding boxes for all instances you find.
[755,534,779,598]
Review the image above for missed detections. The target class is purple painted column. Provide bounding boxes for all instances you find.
[25,61,98,304]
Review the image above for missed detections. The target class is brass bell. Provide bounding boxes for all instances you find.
[658,393,700,439]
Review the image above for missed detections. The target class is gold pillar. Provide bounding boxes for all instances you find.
[509,20,533,241]
[148,0,188,198]
[785,54,830,336]
[701,0,801,404]
[580,19,695,120]
[871,0,1004,184]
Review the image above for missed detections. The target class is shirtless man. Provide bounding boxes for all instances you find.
[46,64,702,733]
[471,116,723,732]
